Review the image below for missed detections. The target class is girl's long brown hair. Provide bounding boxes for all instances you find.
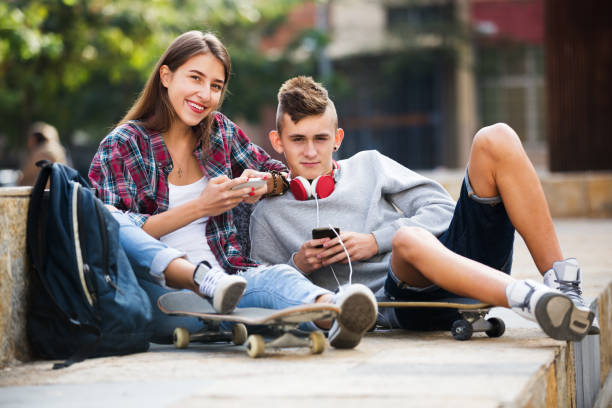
[119,31,231,150]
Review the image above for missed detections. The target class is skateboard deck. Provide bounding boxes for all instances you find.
[376,295,504,341]
[158,291,340,357]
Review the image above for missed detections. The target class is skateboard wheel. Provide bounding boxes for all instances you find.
[485,317,505,338]
[309,331,326,354]
[451,320,473,341]
[246,335,265,358]
[173,327,190,349]
[232,323,248,345]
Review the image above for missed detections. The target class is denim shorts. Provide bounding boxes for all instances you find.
[384,170,515,330]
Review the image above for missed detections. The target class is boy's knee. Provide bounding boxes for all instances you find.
[392,226,434,261]
[472,123,523,161]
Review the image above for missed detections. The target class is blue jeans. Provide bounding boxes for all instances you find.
[112,211,331,343]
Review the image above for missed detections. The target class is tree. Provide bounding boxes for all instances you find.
[0,0,313,158]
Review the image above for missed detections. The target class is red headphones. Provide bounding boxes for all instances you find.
[289,162,338,201]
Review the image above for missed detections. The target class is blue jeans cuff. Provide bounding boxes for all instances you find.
[305,288,333,304]
[150,247,186,287]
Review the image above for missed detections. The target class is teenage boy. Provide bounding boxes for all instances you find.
[249,76,597,341]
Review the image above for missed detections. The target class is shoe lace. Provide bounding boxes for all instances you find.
[555,278,585,305]
[199,267,223,298]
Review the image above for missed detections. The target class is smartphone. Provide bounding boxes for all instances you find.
[312,227,340,248]
[230,178,266,191]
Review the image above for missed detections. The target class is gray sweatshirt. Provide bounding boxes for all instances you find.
[249,150,456,293]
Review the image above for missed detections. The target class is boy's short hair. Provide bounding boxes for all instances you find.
[276,76,337,133]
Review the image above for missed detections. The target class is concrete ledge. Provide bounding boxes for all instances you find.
[516,340,575,408]
[594,369,612,408]
[423,170,612,218]
[598,283,612,388]
[0,187,610,407]
[0,187,32,367]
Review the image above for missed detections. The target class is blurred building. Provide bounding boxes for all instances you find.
[544,0,612,172]
[260,0,547,170]
[472,0,546,167]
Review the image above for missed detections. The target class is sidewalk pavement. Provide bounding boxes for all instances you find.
[0,218,610,408]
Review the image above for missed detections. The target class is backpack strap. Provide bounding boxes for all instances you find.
[26,160,52,275]
[52,326,101,369]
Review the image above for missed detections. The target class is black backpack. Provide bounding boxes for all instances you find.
[26,161,154,368]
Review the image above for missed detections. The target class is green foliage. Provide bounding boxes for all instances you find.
[225,27,325,122]
[0,0,316,149]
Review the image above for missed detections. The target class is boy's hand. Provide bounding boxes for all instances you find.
[320,232,379,265]
[293,238,332,273]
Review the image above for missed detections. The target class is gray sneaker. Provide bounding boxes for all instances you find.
[506,279,593,341]
[329,284,378,349]
[543,258,599,335]
[195,261,246,314]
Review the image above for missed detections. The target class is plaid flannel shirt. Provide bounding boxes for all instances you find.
[89,112,286,273]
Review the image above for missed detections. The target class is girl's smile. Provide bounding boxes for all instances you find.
[160,53,225,128]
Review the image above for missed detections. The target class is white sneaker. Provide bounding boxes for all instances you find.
[196,262,246,314]
[329,284,378,349]
[506,279,593,341]
[543,258,599,335]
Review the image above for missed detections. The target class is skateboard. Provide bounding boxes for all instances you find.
[158,291,340,358]
[377,295,505,341]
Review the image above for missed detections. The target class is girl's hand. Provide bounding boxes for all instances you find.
[239,169,269,204]
[197,175,249,216]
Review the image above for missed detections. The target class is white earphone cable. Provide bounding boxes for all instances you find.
[328,223,352,290]
[328,265,342,292]
[313,187,351,292]
[313,193,320,227]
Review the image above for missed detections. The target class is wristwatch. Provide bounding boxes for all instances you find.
[193,261,212,286]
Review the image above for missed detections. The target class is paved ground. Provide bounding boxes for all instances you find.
[1,219,610,407]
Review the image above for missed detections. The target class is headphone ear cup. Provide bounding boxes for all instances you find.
[312,175,335,199]
[290,176,311,201]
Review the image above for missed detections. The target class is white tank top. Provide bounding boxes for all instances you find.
[159,176,224,270]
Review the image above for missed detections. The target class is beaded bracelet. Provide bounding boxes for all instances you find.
[264,171,289,197]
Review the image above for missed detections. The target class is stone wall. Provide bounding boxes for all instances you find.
[599,283,612,387]
[425,170,612,218]
[513,280,612,408]
[0,187,32,366]
[517,343,575,408]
